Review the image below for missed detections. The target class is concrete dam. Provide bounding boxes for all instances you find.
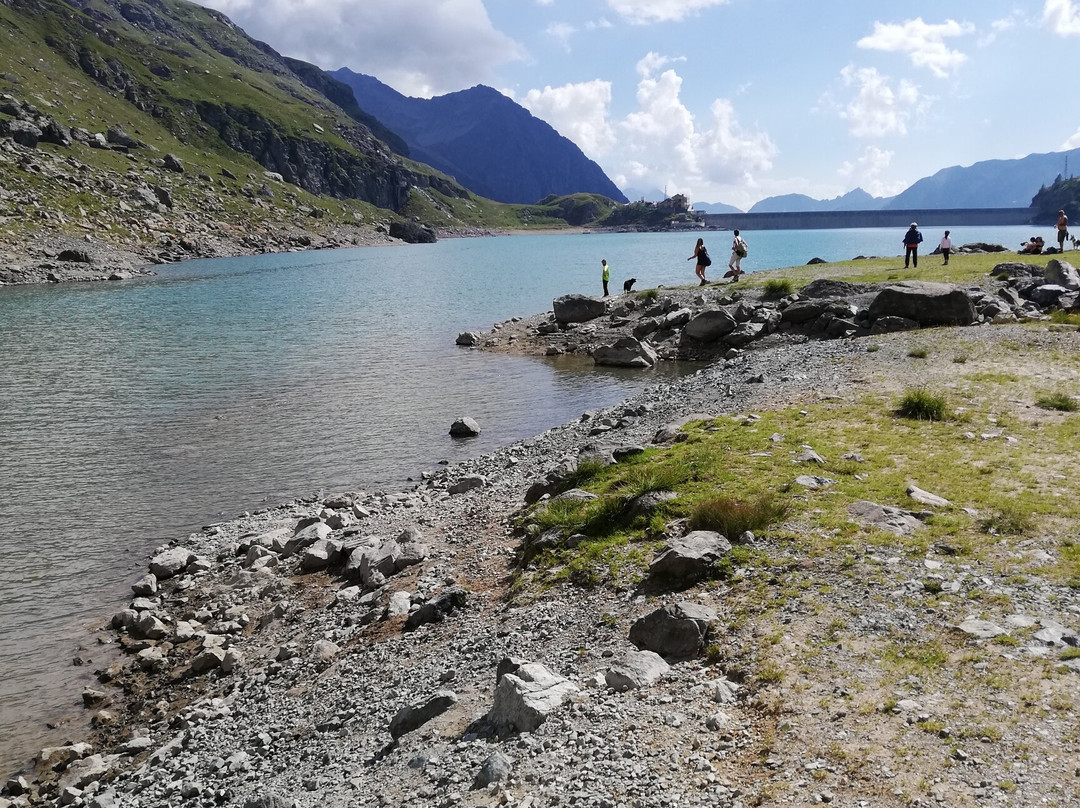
[700,208,1033,231]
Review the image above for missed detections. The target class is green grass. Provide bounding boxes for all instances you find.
[688,493,789,538]
[895,389,949,421]
[762,278,794,298]
[636,289,660,303]
[907,347,930,359]
[1034,390,1078,412]
[979,502,1035,536]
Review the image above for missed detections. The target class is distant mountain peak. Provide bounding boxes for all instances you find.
[330,70,628,205]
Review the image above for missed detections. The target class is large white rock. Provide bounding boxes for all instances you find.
[605,650,670,691]
[488,663,579,735]
[148,547,195,580]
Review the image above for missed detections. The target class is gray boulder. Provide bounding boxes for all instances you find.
[148,547,195,580]
[553,294,606,324]
[848,501,925,536]
[455,331,481,346]
[162,153,184,173]
[1044,259,1080,290]
[448,475,486,494]
[473,750,514,789]
[798,279,871,298]
[868,281,976,326]
[629,602,718,660]
[488,662,579,735]
[592,336,658,368]
[131,573,158,597]
[449,417,481,437]
[780,299,834,324]
[724,321,765,347]
[649,531,731,583]
[869,315,919,334]
[682,309,737,342]
[389,691,458,739]
[2,119,41,148]
[1027,284,1072,307]
[389,220,437,243]
[106,126,143,149]
[405,586,468,630]
[605,650,670,691]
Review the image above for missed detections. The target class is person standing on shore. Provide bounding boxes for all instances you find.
[1057,210,1069,253]
[903,222,923,268]
[688,237,710,285]
[601,258,610,297]
[727,230,747,280]
[938,230,952,265]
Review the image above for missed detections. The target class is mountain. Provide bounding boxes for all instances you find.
[749,188,891,213]
[329,69,628,205]
[692,201,743,214]
[884,148,1080,209]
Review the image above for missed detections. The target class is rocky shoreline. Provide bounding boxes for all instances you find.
[4,263,1080,807]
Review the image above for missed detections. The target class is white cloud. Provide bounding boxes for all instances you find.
[195,0,523,97]
[839,65,923,137]
[546,23,576,50]
[857,17,974,77]
[837,146,907,197]
[1044,0,1080,34]
[1062,127,1080,150]
[606,0,729,24]
[521,81,618,157]
[521,52,774,206]
[977,14,1020,47]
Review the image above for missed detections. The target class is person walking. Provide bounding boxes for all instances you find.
[688,238,710,285]
[938,230,952,265]
[728,229,747,280]
[903,222,923,268]
[601,258,610,297]
[1057,210,1069,253]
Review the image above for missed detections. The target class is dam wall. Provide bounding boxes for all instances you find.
[701,208,1033,231]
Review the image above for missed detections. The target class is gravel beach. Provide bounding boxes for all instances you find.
[4,303,1079,808]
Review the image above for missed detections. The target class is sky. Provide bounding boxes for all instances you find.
[196,0,1080,210]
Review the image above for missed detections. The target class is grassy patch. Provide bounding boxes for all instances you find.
[895,389,949,421]
[1034,390,1078,412]
[979,502,1035,536]
[762,278,794,298]
[636,289,660,303]
[907,347,930,359]
[688,493,789,538]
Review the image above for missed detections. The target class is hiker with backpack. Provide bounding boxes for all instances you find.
[727,229,748,281]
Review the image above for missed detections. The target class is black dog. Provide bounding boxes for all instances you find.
[623,277,637,293]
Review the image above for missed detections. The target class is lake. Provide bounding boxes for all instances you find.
[0,224,1045,772]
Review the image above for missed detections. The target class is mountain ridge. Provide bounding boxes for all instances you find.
[330,68,629,205]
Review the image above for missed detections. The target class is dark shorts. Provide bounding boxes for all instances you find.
[1059,229,1068,244]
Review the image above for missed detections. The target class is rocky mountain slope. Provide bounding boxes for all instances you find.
[0,0,530,277]
[330,69,629,206]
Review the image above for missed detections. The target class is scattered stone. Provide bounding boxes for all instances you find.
[649,531,731,583]
[389,690,458,739]
[629,602,717,660]
[449,417,481,437]
[605,650,670,691]
[488,662,579,735]
[906,485,951,507]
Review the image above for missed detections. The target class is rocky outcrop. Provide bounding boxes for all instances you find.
[867,281,978,326]
[592,336,658,368]
[553,294,606,324]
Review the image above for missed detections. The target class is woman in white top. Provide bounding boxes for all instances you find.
[937,230,952,265]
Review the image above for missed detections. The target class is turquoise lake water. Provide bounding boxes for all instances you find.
[0,224,1049,771]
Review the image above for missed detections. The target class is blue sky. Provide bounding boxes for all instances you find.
[199,0,1080,210]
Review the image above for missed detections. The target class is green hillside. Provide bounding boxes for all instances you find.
[0,0,610,263]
